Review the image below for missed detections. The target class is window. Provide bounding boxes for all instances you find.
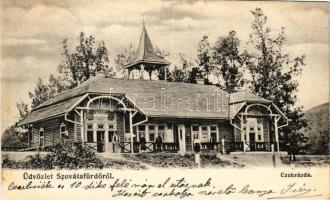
[201,126,209,142]
[108,113,117,131]
[192,125,199,139]
[87,131,94,142]
[87,123,94,142]
[39,128,44,146]
[108,131,114,142]
[87,124,93,129]
[98,124,104,129]
[148,125,156,142]
[158,125,165,140]
[258,135,262,141]
[210,126,218,142]
[256,125,263,141]
[164,125,174,143]
[192,126,199,132]
[138,125,146,139]
[60,123,69,139]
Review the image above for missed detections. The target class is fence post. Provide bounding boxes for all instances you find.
[271,144,276,168]
[221,138,225,154]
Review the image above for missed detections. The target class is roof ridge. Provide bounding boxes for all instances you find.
[33,78,229,110]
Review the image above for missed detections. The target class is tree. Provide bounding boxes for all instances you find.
[164,54,197,83]
[1,126,27,147]
[47,74,67,97]
[246,8,307,152]
[28,78,51,108]
[196,36,213,83]
[27,32,114,109]
[16,101,29,120]
[58,32,114,89]
[114,43,135,78]
[4,95,31,148]
[212,31,246,92]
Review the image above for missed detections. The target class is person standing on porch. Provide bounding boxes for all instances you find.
[193,138,202,167]
[140,134,146,152]
[112,132,119,153]
[155,134,163,152]
[210,135,217,151]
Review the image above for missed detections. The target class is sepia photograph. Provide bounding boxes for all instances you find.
[1,0,329,199]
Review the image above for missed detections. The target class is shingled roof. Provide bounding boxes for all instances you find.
[18,77,234,125]
[125,23,170,69]
[229,90,271,104]
[18,77,276,126]
[18,96,82,126]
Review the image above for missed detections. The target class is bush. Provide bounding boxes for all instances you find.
[2,141,104,169]
[24,153,54,169]
[2,155,20,169]
[50,141,103,169]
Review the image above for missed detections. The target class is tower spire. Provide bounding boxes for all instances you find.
[125,22,170,80]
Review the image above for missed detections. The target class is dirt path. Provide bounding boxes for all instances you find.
[97,153,155,169]
[217,153,284,168]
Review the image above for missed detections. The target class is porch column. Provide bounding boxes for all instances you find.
[164,66,167,81]
[93,123,97,143]
[80,110,84,145]
[241,115,246,152]
[27,125,30,147]
[274,116,280,152]
[129,111,134,154]
[104,123,110,153]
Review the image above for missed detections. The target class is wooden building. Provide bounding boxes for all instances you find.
[17,24,288,154]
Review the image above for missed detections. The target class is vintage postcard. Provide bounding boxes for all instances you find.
[1,0,329,199]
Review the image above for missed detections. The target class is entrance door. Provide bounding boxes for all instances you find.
[249,132,256,151]
[97,131,105,152]
[178,125,186,153]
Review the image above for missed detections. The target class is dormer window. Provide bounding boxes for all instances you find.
[60,123,69,139]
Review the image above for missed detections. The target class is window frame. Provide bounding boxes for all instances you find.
[191,124,218,143]
[210,125,218,142]
[191,125,200,140]
[39,127,44,147]
[60,123,69,139]
[138,125,146,139]
[86,123,94,142]
[147,125,156,142]
[157,124,166,141]
[256,124,264,142]
[200,125,209,142]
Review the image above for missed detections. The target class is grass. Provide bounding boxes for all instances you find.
[122,152,235,168]
[4,151,329,169]
[280,155,330,167]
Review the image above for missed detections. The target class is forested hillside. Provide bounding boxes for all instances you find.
[304,102,329,154]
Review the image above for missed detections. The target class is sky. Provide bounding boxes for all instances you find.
[1,0,329,132]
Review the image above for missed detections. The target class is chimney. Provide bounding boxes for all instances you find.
[196,78,205,85]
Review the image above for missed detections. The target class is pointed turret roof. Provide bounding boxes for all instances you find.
[125,22,170,69]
